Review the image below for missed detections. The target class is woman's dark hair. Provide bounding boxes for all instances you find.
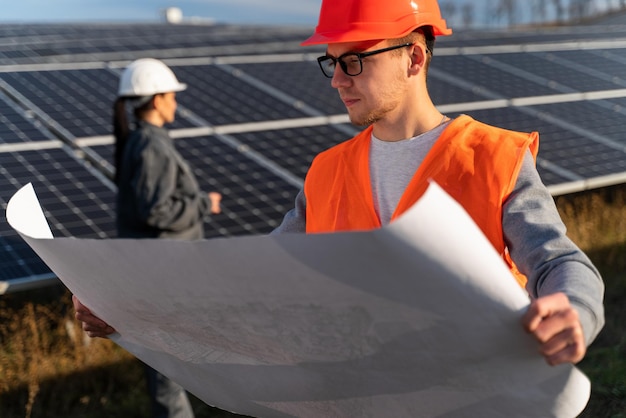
[112,96,154,185]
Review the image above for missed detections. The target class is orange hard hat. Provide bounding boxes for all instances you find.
[302,0,452,46]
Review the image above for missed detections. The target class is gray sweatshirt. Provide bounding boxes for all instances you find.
[272,120,605,346]
[116,121,210,240]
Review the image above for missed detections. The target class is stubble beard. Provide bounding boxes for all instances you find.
[346,77,404,127]
[348,101,397,127]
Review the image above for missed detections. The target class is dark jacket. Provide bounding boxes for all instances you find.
[116,121,209,239]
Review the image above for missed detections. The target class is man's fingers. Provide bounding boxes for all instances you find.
[521,292,586,365]
[72,294,90,314]
[539,327,582,353]
[529,307,580,344]
[531,323,585,365]
[72,294,116,338]
[522,292,569,333]
[80,318,116,338]
[543,337,586,365]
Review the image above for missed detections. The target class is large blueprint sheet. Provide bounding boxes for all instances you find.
[6,182,590,417]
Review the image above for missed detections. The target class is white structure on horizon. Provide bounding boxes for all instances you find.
[161,7,216,25]
[162,7,183,24]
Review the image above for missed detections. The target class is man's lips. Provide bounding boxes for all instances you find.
[341,97,359,107]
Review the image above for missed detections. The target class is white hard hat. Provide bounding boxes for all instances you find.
[117,58,187,97]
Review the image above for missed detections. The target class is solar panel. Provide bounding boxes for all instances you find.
[176,136,300,237]
[0,24,316,65]
[1,22,625,293]
[232,124,356,179]
[0,146,116,292]
[231,61,347,115]
[0,90,55,143]
[174,64,312,124]
[0,69,119,137]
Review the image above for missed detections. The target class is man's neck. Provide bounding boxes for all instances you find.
[372,112,447,142]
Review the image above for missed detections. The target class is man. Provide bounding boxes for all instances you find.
[269,0,605,366]
[76,0,604,370]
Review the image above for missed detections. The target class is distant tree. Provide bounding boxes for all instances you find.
[551,0,566,22]
[570,0,593,20]
[461,4,475,28]
[495,0,518,26]
[531,0,548,23]
[586,0,600,14]
[605,0,618,10]
[484,0,499,25]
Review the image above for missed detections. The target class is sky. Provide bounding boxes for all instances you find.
[1,0,323,26]
[0,1,618,28]
[1,0,501,27]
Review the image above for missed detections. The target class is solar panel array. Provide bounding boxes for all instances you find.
[1,21,626,292]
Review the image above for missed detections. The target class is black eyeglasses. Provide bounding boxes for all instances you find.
[317,43,413,78]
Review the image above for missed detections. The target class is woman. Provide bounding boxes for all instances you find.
[112,57,221,418]
[114,58,221,240]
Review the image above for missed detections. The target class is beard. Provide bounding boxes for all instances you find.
[344,72,406,127]
[348,99,398,127]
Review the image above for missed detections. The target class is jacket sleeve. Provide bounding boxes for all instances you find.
[503,151,605,346]
[132,141,210,233]
[271,189,307,234]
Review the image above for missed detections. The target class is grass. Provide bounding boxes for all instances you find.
[555,185,626,418]
[1,184,625,417]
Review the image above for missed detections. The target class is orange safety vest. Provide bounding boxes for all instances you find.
[304,115,539,287]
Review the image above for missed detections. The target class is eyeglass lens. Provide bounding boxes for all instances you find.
[318,54,362,78]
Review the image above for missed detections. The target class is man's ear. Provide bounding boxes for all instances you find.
[407,44,427,76]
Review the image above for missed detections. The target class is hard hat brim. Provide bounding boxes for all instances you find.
[117,82,187,98]
[172,82,187,93]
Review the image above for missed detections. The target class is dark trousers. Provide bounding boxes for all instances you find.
[145,364,195,418]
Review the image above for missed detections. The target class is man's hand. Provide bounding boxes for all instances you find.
[522,292,586,365]
[72,295,116,338]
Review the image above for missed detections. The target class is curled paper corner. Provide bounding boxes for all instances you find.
[6,182,54,240]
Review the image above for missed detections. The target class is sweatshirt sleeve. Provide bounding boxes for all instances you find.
[503,151,605,346]
[132,140,209,233]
